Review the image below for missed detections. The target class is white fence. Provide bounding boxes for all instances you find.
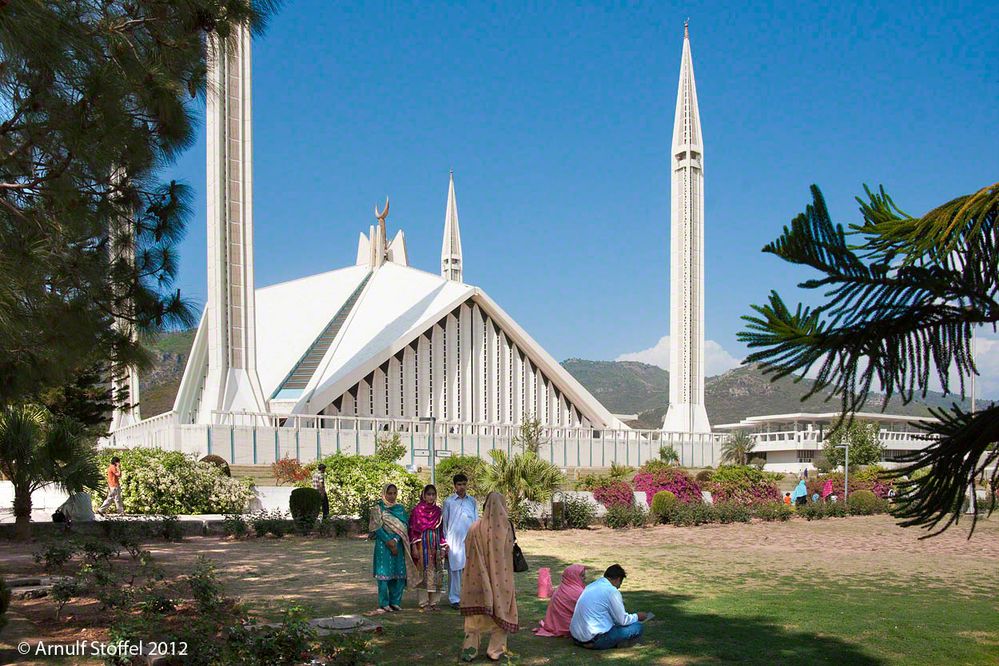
[104,411,725,469]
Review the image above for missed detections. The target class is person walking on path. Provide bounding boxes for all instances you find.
[443,473,478,609]
[313,463,329,520]
[569,564,648,650]
[409,484,447,611]
[460,491,518,662]
[97,456,124,516]
[368,483,410,614]
[534,564,587,638]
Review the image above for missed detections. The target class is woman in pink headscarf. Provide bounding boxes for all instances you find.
[409,484,447,611]
[821,479,834,502]
[534,564,587,637]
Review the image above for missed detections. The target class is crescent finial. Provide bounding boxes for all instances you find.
[375,197,390,222]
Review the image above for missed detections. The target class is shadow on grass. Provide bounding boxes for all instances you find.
[516,553,886,665]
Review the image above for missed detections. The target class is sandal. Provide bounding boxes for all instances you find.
[389,605,403,612]
[364,607,390,616]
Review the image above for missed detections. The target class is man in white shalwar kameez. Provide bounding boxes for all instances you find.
[442,472,478,609]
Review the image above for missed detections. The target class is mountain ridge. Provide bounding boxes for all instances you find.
[138,330,976,428]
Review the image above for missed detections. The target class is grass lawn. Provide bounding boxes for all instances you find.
[2,515,997,664]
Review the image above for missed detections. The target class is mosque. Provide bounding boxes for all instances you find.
[111,22,710,442]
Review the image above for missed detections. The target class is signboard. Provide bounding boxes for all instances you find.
[413,448,430,456]
[435,450,453,458]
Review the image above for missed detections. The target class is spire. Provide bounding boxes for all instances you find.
[441,170,463,282]
[663,21,710,435]
[673,21,702,154]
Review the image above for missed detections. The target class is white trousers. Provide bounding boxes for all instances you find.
[448,567,463,605]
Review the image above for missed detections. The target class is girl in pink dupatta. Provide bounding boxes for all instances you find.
[409,484,448,611]
[821,479,834,501]
[533,564,587,637]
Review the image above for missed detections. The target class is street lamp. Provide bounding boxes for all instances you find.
[419,416,438,485]
[835,443,850,502]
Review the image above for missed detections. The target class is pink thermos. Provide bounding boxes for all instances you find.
[537,567,553,598]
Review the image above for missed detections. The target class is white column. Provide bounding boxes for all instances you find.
[201,26,267,424]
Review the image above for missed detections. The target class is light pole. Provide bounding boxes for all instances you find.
[836,444,850,502]
[419,416,438,485]
[966,325,978,514]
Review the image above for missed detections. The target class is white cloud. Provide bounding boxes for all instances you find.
[615,335,742,377]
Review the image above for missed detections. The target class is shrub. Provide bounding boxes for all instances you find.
[155,515,184,541]
[658,444,680,465]
[848,489,881,515]
[694,470,714,483]
[199,454,231,477]
[306,454,422,517]
[593,480,634,508]
[34,540,78,571]
[559,494,597,529]
[651,491,678,522]
[605,504,647,528]
[316,517,351,538]
[638,459,674,474]
[826,501,848,518]
[95,449,253,515]
[714,501,753,524]
[704,465,782,506]
[289,488,322,528]
[436,455,489,498]
[222,513,249,539]
[608,462,634,480]
[374,433,407,463]
[272,456,308,486]
[753,501,792,522]
[664,501,714,526]
[749,456,767,470]
[633,468,702,506]
[797,503,824,520]
[574,473,616,491]
[249,510,291,538]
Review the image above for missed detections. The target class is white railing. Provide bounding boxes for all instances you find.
[747,428,934,453]
[105,410,727,469]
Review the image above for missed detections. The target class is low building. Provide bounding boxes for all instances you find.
[714,412,936,473]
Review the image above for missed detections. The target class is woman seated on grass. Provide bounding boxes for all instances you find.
[369,483,410,614]
[534,564,587,638]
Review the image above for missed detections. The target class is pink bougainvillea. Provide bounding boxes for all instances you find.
[633,469,702,506]
[593,480,634,508]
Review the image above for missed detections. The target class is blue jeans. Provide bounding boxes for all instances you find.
[589,622,643,650]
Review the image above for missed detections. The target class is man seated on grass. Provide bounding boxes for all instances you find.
[569,564,648,650]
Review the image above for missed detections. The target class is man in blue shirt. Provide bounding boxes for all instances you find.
[569,564,647,650]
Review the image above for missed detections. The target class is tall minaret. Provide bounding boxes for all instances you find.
[441,170,463,282]
[663,22,711,434]
[108,186,141,431]
[200,26,267,423]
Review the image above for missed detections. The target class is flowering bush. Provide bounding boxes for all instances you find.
[271,457,308,486]
[633,468,702,506]
[807,467,894,500]
[95,449,253,515]
[704,465,782,505]
[593,480,634,508]
[303,454,421,518]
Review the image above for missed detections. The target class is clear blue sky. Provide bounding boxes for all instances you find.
[166,0,998,388]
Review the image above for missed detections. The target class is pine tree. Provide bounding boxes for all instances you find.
[740,183,998,535]
[0,0,279,408]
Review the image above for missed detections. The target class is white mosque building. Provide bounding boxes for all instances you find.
[107,23,933,471]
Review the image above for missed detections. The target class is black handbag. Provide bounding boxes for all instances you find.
[510,521,529,572]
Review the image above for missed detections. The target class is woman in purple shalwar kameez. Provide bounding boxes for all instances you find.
[409,484,448,611]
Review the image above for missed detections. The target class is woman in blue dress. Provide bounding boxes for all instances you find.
[368,483,410,613]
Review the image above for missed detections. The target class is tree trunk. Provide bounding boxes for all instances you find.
[13,482,32,541]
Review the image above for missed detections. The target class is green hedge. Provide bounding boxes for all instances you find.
[95,449,253,515]
[435,455,489,498]
[289,487,323,532]
[303,454,422,518]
